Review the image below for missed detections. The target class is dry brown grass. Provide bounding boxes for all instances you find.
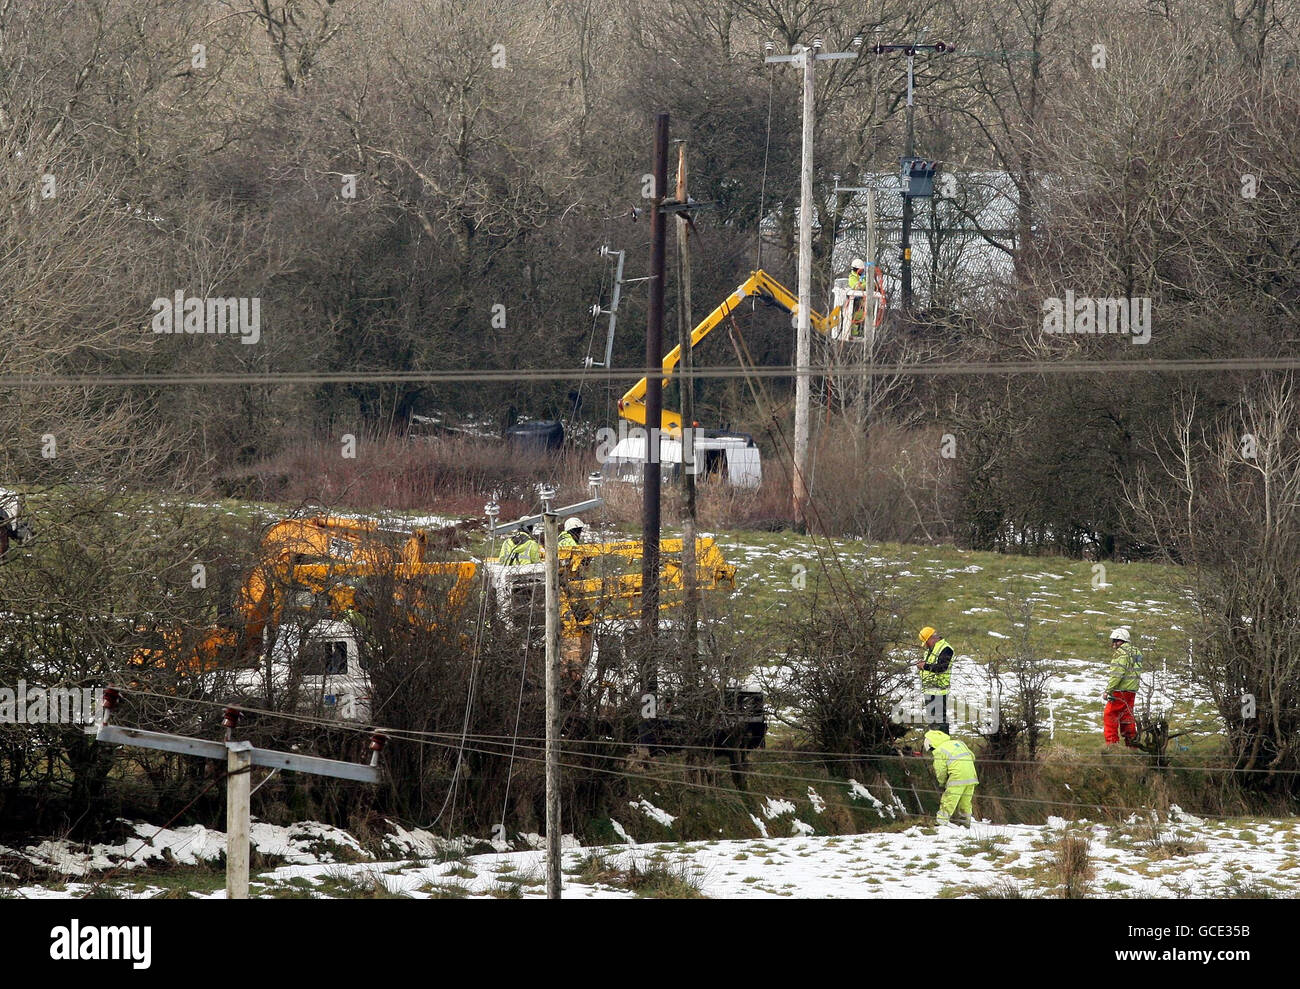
[1053,831,1096,898]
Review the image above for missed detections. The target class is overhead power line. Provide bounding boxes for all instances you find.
[2,356,1300,389]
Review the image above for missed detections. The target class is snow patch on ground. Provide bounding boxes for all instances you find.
[847,780,896,818]
[807,787,826,814]
[763,798,797,820]
[629,798,676,828]
[10,812,1300,900]
[10,819,367,876]
[610,820,635,844]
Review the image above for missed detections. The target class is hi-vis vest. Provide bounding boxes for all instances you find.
[558,531,578,549]
[921,637,953,695]
[926,731,978,787]
[1108,642,1143,693]
[501,535,540,565]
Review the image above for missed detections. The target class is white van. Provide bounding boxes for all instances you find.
[601,430,762,489]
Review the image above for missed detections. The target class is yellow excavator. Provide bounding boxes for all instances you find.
[137,515,478,675]
[136,512,764,747]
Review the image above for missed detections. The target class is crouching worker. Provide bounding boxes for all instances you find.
[924,729,978,829]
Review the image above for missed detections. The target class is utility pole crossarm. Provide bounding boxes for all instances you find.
[96,724,381,783]
[94,699,385,900]
[489,498,604,537]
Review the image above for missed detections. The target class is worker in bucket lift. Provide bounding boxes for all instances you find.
[847,257,870,330]
[917,626,953,734]
[558,516,584,549]
[924,729,978,828]
[500,524,541,565]
[1104,627,1143,748]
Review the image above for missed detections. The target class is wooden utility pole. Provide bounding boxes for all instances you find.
[641,112,669,636]
[865,185,878,428]
[792,45,815,531]
[226,741,252,899]
[542,510,562,900]
[675,141,698,647]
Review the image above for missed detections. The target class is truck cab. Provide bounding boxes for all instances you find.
[220,619,371,721]
[600,430,762,489]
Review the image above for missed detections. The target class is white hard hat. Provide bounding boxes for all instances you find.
[851,257,865,270]
[563,516,584,533]
[1110,627,1130,642]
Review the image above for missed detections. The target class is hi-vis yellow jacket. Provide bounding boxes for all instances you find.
[925,730,978,787]
[921,637,954,695]
[1107,642,1143,693]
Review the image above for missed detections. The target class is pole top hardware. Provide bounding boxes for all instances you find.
[658,198,713,216]
[872,41,948,55]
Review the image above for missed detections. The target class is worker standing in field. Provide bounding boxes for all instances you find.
[500,524,541,565]
[917,626,954,734]
[1104,627,1143,747]
[924,729,978,828]
[558,516,584,549]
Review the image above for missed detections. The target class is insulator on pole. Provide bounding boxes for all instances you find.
[101,686,121,725]
[368,731,389,767]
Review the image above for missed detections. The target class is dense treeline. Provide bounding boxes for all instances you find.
[0,0,1294,559]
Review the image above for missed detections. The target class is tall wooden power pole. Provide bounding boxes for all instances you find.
[675,141,698,647]
[641,112,669,636]
[543,510,562,899]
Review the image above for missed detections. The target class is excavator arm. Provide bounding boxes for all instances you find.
[137,516,474,673]
[617,269,841,436]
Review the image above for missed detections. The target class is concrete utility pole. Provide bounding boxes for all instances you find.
[766,38,862,530]
[866,185,878,421]
[675,141,698,646]
[793,43,815,531]
[641,112,669,636]
[542,510,562,899]
[831,171,881,414]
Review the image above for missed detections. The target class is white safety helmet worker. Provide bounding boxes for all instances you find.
[563,516,584,534]
[851,257,865,272]
[1110,627,1130,642]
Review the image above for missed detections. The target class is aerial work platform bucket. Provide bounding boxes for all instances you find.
[830,271,887,341]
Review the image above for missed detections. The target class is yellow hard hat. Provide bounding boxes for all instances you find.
[919,626,936,644]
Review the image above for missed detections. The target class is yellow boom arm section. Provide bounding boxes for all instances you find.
[617,269,841,436]
[556,536,736,633]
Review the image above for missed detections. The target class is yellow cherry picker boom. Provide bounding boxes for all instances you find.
[605,268,879,487]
